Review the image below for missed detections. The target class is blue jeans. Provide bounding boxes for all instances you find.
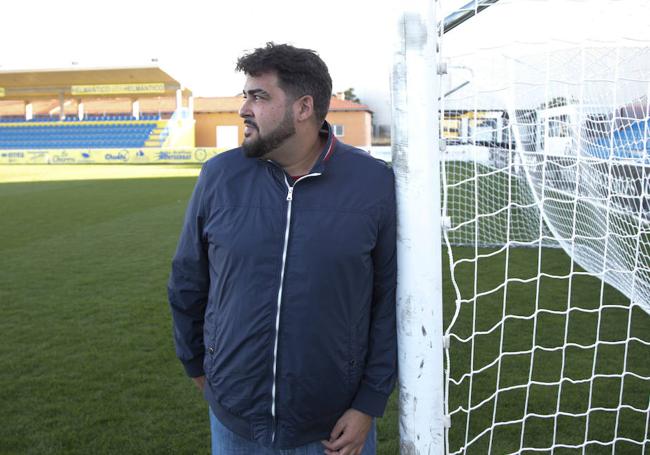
[210,408,376,455]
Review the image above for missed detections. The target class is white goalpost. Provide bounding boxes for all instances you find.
[392,0,446,452]
[394,0,650,453]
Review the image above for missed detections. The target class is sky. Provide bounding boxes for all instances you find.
[0,0,465,126]
[1,0,649,125]
[0,1,399,101]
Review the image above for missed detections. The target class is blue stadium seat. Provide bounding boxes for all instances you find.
[0,120,160,149]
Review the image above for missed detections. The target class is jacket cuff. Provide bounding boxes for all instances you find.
[182,357,205,378]
[351,383,390,417]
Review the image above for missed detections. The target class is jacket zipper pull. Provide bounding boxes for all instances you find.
[286,186,294,201]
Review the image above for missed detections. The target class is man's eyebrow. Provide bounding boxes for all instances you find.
[243,88,269,97]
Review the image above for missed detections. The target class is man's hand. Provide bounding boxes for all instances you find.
[192,375,206,391]
[321,408,372,455]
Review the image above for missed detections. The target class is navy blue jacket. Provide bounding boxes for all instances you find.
[168,126,397,449]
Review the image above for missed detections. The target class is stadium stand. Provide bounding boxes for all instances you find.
[0,119,166,149]
[0,67,189,150]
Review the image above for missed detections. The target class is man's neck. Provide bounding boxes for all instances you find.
[265,127,326,177]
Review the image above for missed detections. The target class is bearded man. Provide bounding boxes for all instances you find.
[168,43,397,455]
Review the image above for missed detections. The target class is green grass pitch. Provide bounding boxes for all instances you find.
[0,174,647,454]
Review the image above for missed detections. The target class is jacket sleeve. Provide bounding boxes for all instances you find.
[351,172,398,417]
[167,167,210,378]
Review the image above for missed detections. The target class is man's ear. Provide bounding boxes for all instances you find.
[294,95,315,122]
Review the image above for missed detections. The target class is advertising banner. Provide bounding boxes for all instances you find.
[71,83,166,96]
[0,148,223,164]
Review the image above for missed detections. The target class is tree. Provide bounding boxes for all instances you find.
[344,88,361,104]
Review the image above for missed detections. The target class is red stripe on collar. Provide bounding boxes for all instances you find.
[322,136,336,163]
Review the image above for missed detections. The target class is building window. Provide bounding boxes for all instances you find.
[332,124,345,137]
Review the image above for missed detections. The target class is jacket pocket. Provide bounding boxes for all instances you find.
[211,372,261,418]
[205,309,225,377]
[346,327,362,392]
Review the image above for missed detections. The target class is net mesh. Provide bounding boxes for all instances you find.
[439,0,650,452]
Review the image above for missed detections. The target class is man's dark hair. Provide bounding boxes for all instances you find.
[236,42,332,124]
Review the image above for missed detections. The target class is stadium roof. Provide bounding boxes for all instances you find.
[0,66,190,100]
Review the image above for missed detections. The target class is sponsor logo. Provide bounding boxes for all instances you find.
[132,150,150,163]
[105,150,130,162]
[27,151,49,163]
[79,151,97,163]
[51,151,76,164]
[157,151,193,161]
[0,152,24,159]
[71,83,165,96]
[194,149,207,162]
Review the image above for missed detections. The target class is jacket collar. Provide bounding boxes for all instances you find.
[259,120,337,177]
[307,121,337,174]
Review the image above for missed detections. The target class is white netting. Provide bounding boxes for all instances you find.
[440,0,650,453]
[510,45,650,314]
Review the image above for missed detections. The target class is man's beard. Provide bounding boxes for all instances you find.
[242,110,296,158]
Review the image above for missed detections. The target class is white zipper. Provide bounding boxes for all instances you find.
[270,172,320,443]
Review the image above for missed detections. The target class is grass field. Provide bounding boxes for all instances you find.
[0,167,648,454]
[444,246,650,454]
[0,164,202,183]
[444,161,649,453]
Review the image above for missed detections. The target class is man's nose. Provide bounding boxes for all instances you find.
[239,99,252,118]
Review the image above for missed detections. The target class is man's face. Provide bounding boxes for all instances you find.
[239,71,296,158]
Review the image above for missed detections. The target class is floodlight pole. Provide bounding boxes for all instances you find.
[392,0,445,453]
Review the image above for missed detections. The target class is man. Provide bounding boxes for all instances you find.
[168,43,396,455]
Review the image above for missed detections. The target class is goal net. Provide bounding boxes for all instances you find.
[438,0,650,452]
